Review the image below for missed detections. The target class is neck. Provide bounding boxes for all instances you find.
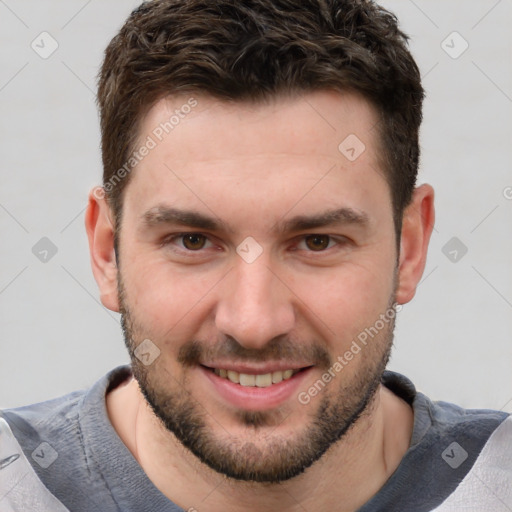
[107,378,413,512]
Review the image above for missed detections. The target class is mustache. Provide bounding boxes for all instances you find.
[177,335,332,369]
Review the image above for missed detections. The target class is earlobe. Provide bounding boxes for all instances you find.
[85,187,120,312]
[396,184,435,305]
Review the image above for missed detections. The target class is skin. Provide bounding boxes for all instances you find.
[85,89,434,511]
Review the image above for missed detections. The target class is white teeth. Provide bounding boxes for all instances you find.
[255,373,273,387]
[239,373,256,387]
[213,368,299,387]
[227,370,240,384]
[272,371,283,384]
[283,369,294,380]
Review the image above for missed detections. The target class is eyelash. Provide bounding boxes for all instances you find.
[161,233,349,255]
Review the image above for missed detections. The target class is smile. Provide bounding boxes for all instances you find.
[200,364,313,410]
[212,368,302,388]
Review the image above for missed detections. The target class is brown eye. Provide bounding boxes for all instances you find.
[304,235,331,251]
[182,233,207,250]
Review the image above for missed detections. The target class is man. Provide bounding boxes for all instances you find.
[1,0,510,510]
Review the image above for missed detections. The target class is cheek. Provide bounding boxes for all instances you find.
[122,260,220,338]
[289,257,396,340]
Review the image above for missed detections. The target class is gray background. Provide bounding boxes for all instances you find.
[0,0,511,410]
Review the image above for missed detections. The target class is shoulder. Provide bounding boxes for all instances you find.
[416,391,509,448]
[0,388,88,477]
[0,365,131,449]
[368,370,512,511]
[0,391,86,512]
[393,369,510,469]
[0,366,132,512]
[382,369,509,442]
[430,414,512,511]
[1,389,85,439]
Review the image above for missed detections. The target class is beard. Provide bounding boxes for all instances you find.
[117,271,397,484]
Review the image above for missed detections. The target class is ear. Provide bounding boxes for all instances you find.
[396,184,435,305]
[85,187,120,312]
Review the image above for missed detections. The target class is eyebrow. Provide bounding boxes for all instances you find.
[140,205,369,234]
[277,207,369,234]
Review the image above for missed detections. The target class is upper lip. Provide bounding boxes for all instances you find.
[201,362,313,374]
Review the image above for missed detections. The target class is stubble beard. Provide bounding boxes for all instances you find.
[117,271,396,483]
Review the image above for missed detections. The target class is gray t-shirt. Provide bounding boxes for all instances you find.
[1,366,511,511]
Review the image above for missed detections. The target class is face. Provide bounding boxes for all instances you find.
[115,90,400,482]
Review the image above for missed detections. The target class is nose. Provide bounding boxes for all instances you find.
[215,256,296,350]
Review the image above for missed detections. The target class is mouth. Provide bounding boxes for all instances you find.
[207,367,304,388]
[199,364,313,411]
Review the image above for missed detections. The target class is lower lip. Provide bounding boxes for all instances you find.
[200,366,313,411]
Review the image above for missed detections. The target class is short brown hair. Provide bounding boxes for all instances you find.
[97,0,424,241]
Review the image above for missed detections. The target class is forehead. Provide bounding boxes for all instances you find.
[138,89,381,165]
[121,89,390,229]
